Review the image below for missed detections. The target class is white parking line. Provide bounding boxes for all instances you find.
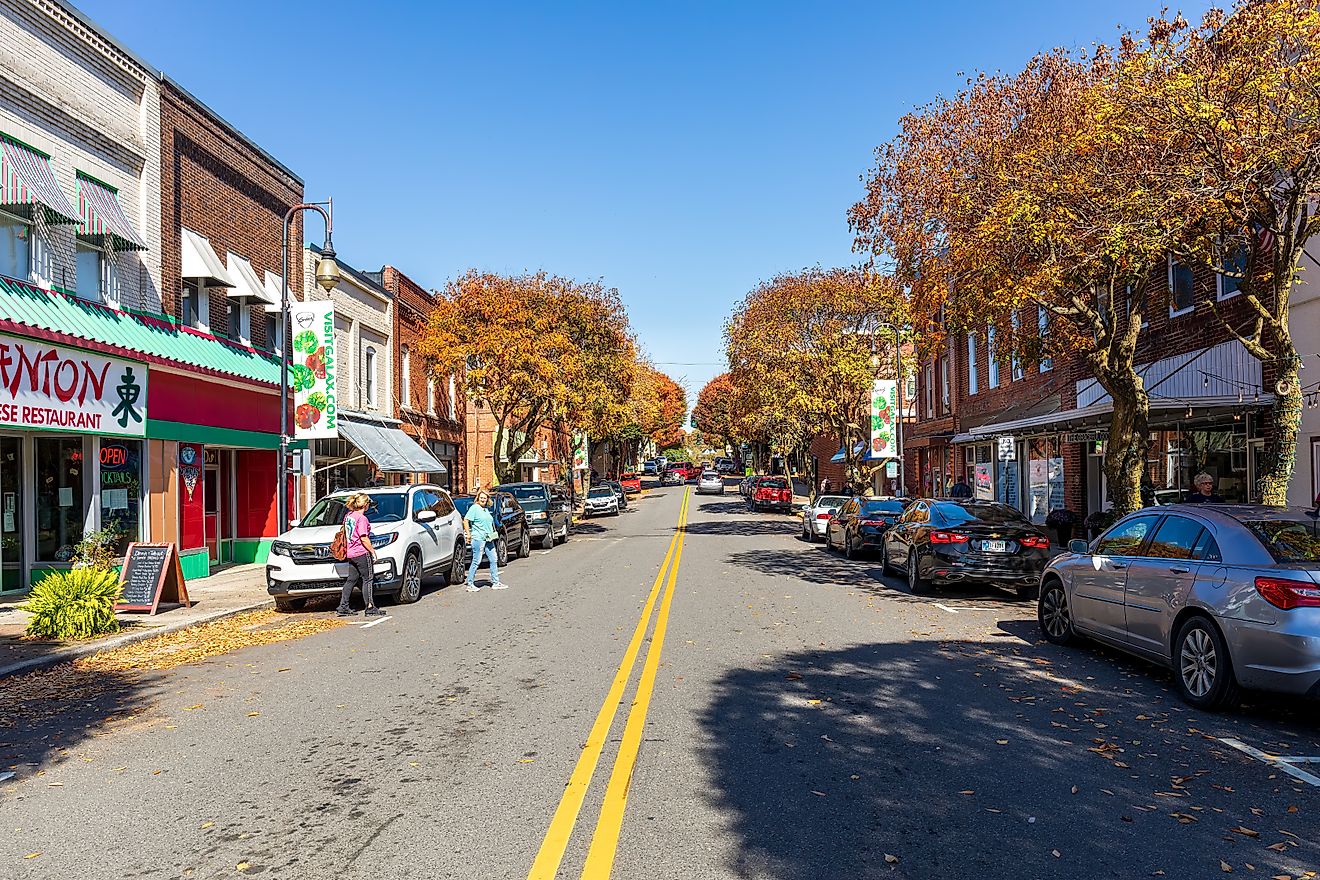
[360,615,392,629]
[1220,737,1320,787]
[933,603,960,614]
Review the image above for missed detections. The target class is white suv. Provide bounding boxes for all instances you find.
[266,484,466,611]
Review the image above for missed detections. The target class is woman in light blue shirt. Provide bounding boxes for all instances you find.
[463,489,506,591]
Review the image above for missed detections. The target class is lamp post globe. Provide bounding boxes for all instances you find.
[315,246,340,293]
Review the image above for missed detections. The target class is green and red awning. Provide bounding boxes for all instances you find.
[0,135,80,226]
[77,172,147,251]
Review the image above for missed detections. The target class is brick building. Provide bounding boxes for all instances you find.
[378,265,465,493]
[466,400,571,492]
[909,255,1272,523]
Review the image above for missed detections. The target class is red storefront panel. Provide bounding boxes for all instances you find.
[148,370,279,433]
[178,442,205,551]
[235,449,279,539]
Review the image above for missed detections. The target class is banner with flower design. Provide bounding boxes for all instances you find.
[289,301,338,439]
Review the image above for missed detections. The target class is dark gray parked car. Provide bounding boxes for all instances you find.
[1038,504,1320,710]
[501,482,573,550]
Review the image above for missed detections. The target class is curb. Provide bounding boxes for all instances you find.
[0,597,275,680]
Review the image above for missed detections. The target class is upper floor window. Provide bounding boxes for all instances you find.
[1169,254,1195,316]
[967,334,979,395]
[265,311,283,354]
[75,239,111,305]
[1038,306,1052,373]
[923,362,935,418]
[1217,245,1247,301]
[447,374,457,420]
[0,209,32,281]
[987,326,1000,388]
[226,299,251,344]
[940,355,950,414]
[401,346,411,406]
[1010,312,1023,381]
[427,376,436,415]
[364,345,378,408]
[182,279,209,330]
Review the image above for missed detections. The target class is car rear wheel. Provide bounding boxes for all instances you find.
[880,547,893,577]
[907,552,930,595]
[1037,579,1074,645]
[844,535,857,560]
[397,550,423,603]
[541,529,554,550]
[497,537,509,567]
[1173,616,1240,711]
[518,528,531,559]
[446,543,466,586]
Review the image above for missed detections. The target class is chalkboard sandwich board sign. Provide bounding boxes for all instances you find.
[116,542,190,614]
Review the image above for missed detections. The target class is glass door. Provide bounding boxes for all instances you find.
[0,437,22,591]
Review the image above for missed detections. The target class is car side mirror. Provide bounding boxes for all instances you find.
[416,509,438,523]
[1068,538,1089,554]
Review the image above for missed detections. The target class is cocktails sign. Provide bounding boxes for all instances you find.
[0,333,146,437]
[869,378,897,458]
[289,301,337,439]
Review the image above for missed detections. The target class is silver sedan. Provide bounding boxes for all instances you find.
[696,470,725,495]
[1038,504,1320,710]
[800,494,850,541]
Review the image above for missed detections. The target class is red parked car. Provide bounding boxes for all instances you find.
[748,476,793,513]
[619,473,642,494]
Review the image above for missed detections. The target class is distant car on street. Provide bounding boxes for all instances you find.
[606,480,629,510]
[661,466,686,486]
[825,496,908,557]
[582,485,621,517]
[696,471,725,495]
[1038,504,1320,710]
[642,460,659,475]
[883,499,1050,599]
[748,476,793,513]
[715,457,736,475]
[454,491,532,566]
[620,473,642,494]
[502,482,573,549]
[801,494,851,542]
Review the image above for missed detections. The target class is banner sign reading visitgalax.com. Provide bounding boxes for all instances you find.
[289,301,338,439]
[0,332,147,437]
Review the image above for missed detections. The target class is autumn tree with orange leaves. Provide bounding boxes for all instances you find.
[419,271,636,484]
[693,373,738,449]
[726,268,906,486]
[850,49,1181,514]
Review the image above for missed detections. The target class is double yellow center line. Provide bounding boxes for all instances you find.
[528,487,690,880]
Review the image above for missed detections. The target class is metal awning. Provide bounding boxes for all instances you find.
[830,442,896,463]
[76,172,146,250]
[1,135,80,225]
[181,227,236,287]
[337,414,446,473]
[960,394,1270,439]
[226,252,277,306]
[262,271,286,312]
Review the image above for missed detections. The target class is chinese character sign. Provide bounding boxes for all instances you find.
[0,333,147,437]
[869,378,897,458]
[289,301,337,439]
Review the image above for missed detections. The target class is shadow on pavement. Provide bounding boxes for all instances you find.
[685,520,797,537]
[694,500,754,516]
[699,637,1320,880]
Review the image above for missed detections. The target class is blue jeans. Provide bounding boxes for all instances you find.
[466,536,500,586]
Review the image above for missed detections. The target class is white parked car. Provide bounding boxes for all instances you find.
[583,485,621,517]
[697,471,725,495]
[801,494,851,541]
[266,485,466,611]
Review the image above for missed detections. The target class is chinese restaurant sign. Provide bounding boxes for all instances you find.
[289,301,337,439]
[0,333,146,436]
[869,378,897,459]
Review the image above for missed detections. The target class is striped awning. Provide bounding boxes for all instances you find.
[0,135,80,225]
[76,172,146,251]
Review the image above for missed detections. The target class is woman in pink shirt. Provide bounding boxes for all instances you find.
[337,493,383,617]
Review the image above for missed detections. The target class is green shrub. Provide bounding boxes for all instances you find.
[70,524,123,571]
[21,568,123,640]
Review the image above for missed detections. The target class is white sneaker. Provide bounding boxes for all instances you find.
[490,582,509,590]
[465,584,480,592]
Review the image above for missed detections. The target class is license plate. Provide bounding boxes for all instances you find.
[983,540,1007,553]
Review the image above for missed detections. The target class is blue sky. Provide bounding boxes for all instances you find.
[78,0,1209,408]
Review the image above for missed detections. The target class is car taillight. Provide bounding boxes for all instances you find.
[859,519,889,527]
[929,530,969,544]
[1254,576,1320,610]
[816,513,831,520]
[1020,535,1051,549]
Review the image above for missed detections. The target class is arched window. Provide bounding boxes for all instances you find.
[365,345,378,407]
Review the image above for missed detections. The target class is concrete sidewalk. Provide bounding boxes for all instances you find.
[0,563,273,679]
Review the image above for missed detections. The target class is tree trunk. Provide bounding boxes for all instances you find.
[1258,354,1302,506]
[1099,368,1151,517]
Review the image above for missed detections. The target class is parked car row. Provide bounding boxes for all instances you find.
[266,480,576,610]
[756,489,1320,711]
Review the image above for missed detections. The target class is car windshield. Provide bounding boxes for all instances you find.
[622,474,637,480]
[1244,518,1320,563]
[300,493,406,527]
[760,478,789,489]
[453,497,473,516]
[862,500,906,515]
[701,472,719,478]
[815,495,849,508]
[505,485,547,510]
[934,501,1030,527]
[588,487,614,498]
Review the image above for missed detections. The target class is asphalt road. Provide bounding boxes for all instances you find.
[2,482,1318,879]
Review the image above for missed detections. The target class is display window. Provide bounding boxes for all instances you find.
[36,436,86,562]
[99,438,143,555]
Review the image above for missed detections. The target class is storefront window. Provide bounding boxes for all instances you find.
[0,437,23,590]
[37,436,86,562]
[0,209,31,280]
[1027,437,1066,524]
[100,438,143,555]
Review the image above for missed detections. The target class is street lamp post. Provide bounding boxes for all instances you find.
[278,201,340,531]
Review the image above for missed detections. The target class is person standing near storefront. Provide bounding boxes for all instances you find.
[1184,472,1225,504]
[463,489,506,592]
[337,493,383,617]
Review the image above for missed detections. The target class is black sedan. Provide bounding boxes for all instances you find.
[825,497,907,559]
[882,499,1050,599]
[453,491,532,565]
